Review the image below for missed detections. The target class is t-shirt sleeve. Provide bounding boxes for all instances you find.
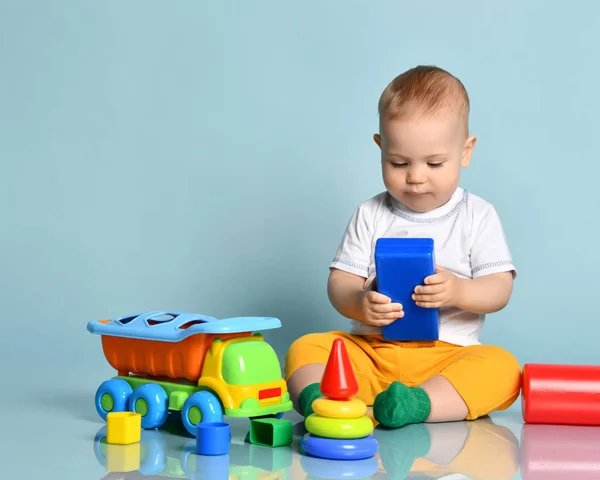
[471,206,517,279]
[330,204,372,279]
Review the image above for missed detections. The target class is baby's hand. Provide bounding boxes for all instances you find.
[412,265,464,308]
[360,290,403,327]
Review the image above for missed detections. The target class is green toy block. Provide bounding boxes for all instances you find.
[249,418,293,448]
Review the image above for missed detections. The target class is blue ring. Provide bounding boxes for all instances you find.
[301,433,379,460]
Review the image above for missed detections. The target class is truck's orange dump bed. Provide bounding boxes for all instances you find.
[101,332,250,382]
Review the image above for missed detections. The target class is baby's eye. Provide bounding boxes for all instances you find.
[428,163,443,168]
[391,162,408,168]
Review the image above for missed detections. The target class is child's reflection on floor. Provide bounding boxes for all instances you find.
[371,416,519,480]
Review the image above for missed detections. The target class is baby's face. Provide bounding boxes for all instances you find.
[375,108,475,213]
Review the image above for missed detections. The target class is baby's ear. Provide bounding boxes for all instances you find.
[461,135,477,168]
[373,133,382,148]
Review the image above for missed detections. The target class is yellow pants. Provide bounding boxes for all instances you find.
[284,331,521,420]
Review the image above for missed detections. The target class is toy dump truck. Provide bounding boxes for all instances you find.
[87,311,293,436]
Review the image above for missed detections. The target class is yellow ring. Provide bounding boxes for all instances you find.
[312,398,367,419]
[305,414,373,439]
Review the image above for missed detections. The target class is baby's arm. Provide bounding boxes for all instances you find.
[454,203,515,315]
[455,271,513,314]
[413,267,514,315]
[328,268,403,327]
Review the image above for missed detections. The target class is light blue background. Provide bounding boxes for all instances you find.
[1,1,599,478]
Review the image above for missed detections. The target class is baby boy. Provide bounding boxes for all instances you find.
[285,65,521,428]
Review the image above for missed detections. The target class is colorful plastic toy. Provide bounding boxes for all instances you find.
[302,338,378,461]
[301,433,379,460]
[95,426,296,479]
[374,237,439,341]
[88,311,293,436]
[249,418,293,447]
[522,363,600,425]
[106,412,141,445]
[196,422,231,456]
[312,397,366,418]
[319,336,359,400]
[304,415,374,439]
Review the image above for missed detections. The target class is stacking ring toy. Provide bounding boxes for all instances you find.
[301,433,378,460]
[312,398,367,419]
[305,414,373,439]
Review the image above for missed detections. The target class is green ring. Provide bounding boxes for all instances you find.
[188,406,202,425]
[135,398,149,416]
[100,393,114,412]
[305,414,373,439]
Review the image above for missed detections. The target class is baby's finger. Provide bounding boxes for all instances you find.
[424,273,446,285]
[413,292,443,303]
[366,291,392,304]
[415,300,441,308]
[368,317,399,327]
[414,284,444,295]
[373,310,404,320]
[372,302,403,314]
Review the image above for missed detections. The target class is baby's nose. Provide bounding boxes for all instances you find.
[407,169,426,184]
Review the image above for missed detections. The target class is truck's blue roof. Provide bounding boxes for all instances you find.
[87,311,281,342]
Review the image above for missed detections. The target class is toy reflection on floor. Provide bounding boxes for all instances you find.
[368,416,519,480]
[87,312,293,437]
[521,423,600,480]
[93,420,295,479]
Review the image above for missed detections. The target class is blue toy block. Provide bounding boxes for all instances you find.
[374,238,439,341]
[196,422,231,456]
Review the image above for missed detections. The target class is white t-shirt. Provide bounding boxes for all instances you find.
[330,187,516,346]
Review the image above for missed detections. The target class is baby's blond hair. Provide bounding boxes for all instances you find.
[378,65,470,134]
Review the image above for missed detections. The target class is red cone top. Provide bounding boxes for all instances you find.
[320,338,359,400]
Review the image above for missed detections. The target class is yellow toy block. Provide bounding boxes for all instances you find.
[106,443,141,472]
[107,412,141,445]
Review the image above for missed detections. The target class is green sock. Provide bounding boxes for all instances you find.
[373,381,431,428]
[298,383,322,418]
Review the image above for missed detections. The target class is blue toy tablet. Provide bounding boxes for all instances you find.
[374,238,439,341]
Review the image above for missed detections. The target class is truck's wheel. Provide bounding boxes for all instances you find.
[129,383,169,429]
[181,391,223,437]
[95,378,133,421]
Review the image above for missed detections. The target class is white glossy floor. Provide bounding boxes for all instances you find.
[74,405,600,479]
[7,374,600,480]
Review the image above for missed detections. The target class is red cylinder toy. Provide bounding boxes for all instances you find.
[522,363,600,425]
